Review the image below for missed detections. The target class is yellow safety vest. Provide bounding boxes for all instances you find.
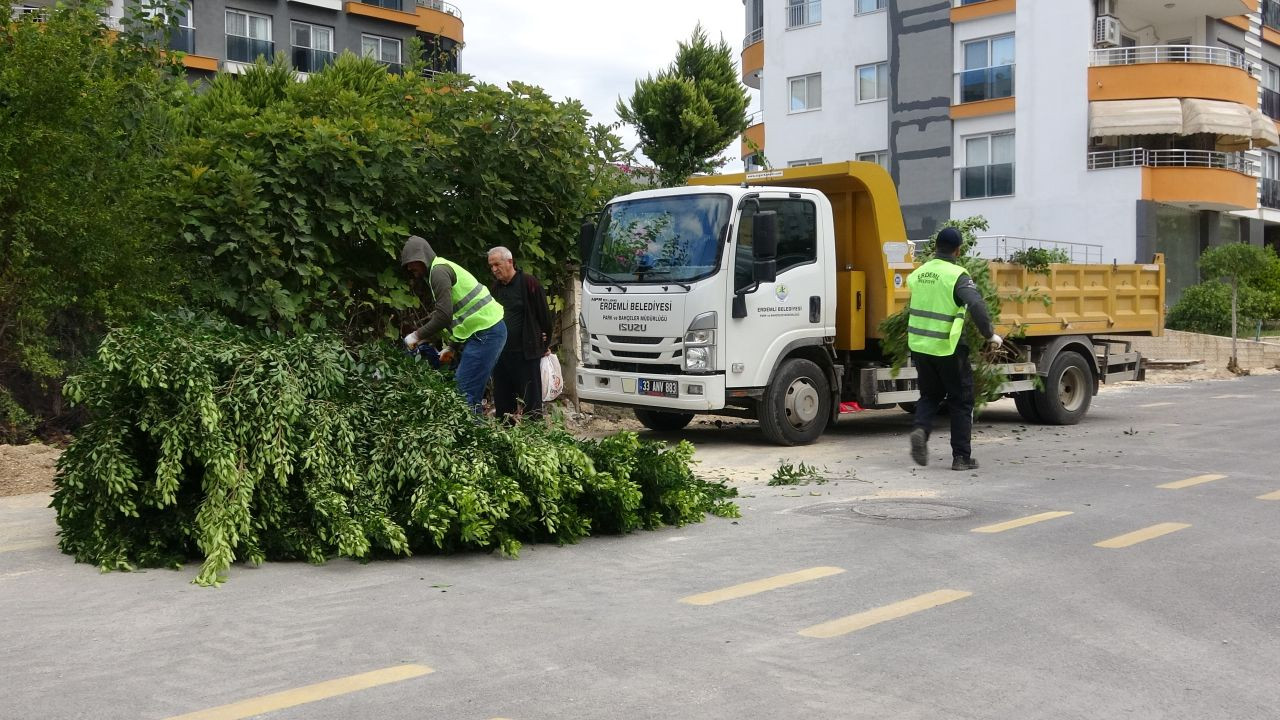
[906,258,968,356]
[432,257,503,340]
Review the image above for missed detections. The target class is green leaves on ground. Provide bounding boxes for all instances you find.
[52,315,737,585]
[767,461,826,486]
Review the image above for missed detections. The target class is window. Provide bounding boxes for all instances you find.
[225,9,272,63]
[857,151,889,169]
[856,0,885,13]
[857,62,889,102]
[787,158,823,167]
[1263,151,1280,209]
[1266,65,1280,120]
[787,0,821,29]
[291,22,334,73]
[960,132,1014,199]
[960,34,1014,103]
[734,198,818,291]
[143,1,193,53]
[362,34,402,73]
[789,73,822,112]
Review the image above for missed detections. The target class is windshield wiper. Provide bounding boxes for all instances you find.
[635,268,692,291]
[586,268,628,292]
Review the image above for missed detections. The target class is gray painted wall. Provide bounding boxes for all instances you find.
[192,1,417,66]
[887,0,953,242]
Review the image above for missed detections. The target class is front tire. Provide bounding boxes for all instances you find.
[633,408,695,432]
[1032,351,1093,425]
[758,358,831,446]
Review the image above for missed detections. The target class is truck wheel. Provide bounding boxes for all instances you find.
[1013,391,1042,423]
[1032,351,1092,425]
[898,402,917,414]
[759,358,831,446]
[633,408,694,432]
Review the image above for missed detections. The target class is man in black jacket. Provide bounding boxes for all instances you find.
[487,246,553,421]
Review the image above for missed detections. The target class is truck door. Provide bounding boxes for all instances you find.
[728,193,828,388]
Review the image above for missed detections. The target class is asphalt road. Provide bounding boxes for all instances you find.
[1,374,1278,719]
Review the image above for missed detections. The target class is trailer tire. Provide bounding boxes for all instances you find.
[633,408,695,432]
[1013,391,1042,423]
[759,358,831,446]
[1032,351,1092,425]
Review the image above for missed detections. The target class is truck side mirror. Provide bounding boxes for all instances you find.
[752,211,778,285]
[579,221,596,264]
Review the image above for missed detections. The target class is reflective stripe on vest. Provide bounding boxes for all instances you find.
[905,258,968,356]
[431,257,504,340]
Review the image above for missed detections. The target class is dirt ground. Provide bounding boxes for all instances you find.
[1,364,1273,499]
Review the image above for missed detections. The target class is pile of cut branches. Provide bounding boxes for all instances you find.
[52,314,737,585]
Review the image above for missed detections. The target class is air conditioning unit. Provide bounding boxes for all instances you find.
[1095,16,1121,48]
[1096,0,1119,18]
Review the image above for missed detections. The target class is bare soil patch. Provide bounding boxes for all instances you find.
[0,443,60,497]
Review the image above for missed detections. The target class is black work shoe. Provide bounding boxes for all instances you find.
[909,428,928,466]
[952,456,979,471]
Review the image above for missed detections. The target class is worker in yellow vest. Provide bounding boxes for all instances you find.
[400,235,507,413]
[906,227,1002,471]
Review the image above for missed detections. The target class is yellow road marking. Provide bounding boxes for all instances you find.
[679,566,845,606]
[1257,490,1280,500]
[1138,402,1174,408]
[1094,523,1190,549]
[971,511,1073,534]
[164,664,434,720]
[798,589,972,639]
[1157,474,1226,489]
[0,539,52,554]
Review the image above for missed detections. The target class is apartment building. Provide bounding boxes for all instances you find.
[741,0,1280,302]
[12,0,463,80]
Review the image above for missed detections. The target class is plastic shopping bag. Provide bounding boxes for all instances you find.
[540,353,564,402]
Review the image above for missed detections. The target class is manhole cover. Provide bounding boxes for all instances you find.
[850,501,972,520]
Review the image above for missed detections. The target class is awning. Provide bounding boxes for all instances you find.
[1089,99,1184,137]
[1181,98,1254,142]
[1249,107,1279,148]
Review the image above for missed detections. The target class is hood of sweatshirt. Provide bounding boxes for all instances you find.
[399,235,437,267]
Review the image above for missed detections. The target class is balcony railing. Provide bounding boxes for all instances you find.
[226,35,274,63]
[957,163,1015,199]
[415,0,460,15]
[1087,148,1257,175]
[973,236,1104,264]
[742,26,763,49]
[292,46,336,73]
[786,0,820,28]
[956,64,1014,103]
[746,109,763,126]
[1263,178,1280,210]
[359,0,403,10]
[1266,0,1280,31]
[168,26,194,53]
[10,5,47,21]
[1089,45,1248,70]
[382,61,403,75]
[1265,88,1280,121]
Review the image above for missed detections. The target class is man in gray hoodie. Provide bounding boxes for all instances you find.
[400,235,507,413]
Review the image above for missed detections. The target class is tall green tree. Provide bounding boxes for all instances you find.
[1196,243,1280,371]
[616,25,749,187]
[0,4,188,439]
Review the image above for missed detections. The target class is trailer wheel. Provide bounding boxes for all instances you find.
[1013,391,1042,423]
[759,358,831,446]
[1032,351,1092,425]
[633,408,695,432]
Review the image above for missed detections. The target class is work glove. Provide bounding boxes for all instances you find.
[403,331,420,350]
[988,333,1003,348]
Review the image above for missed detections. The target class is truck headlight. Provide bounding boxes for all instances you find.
[684,329,715,346]
[683,311,717,372]
[685,346,711,371]
[579,313,594,366]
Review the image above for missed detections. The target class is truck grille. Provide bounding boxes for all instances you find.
[589,334,684,367]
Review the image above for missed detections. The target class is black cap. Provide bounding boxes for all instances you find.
[936,227,962,252]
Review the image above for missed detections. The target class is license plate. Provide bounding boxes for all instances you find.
[638,378,679,398]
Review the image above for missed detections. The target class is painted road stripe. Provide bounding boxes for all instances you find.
[971,511,1073,534]
[1257,490,1280,500]
[1157,474,1226,489]
[164,664,433,720]
[1094,523,1190,549]
[1138,402,1174,408]
[0,539,52,554]
[799,589,972,638]
[1211,394,1251,399]
[679,566,845,606]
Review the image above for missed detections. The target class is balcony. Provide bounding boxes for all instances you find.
[1264,177,1280,210]
[414,0,463,43]
[786,0,820,29]
[741,28,763,89]
[361,0,402,9]
[1088,45,1256,106]
[957,162,1014,199]
[950,0,1015,22]
[1088,148,1258,210]
[956,64,1014,103]
[226,35,274,64]
[168,26,194,54]
[740,110,764,159]
[292,47,336,74]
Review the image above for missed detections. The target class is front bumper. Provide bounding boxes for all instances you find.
[577,368,726,411]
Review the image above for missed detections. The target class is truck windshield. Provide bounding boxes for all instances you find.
[587,194,732,284]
